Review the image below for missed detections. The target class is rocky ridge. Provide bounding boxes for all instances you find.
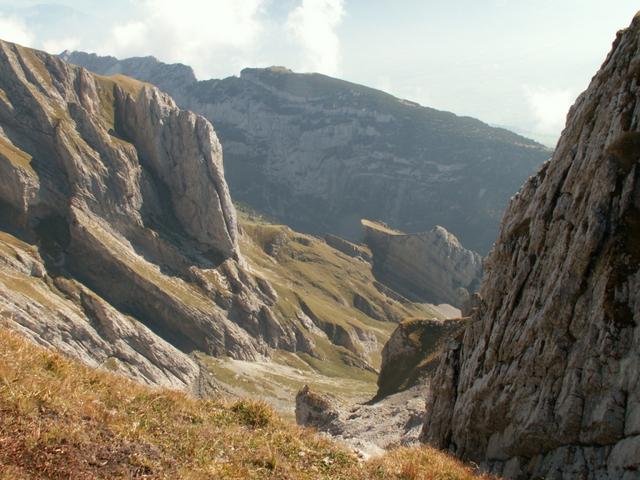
[61,52,551,255]
[421,14,640,479]
[362,219,483,307]
[0,40,300,391]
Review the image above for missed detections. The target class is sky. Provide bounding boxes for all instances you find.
[0,1,637,146]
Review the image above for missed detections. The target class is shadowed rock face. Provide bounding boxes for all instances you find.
[422,14,640,479]
[375,318,466,400]
[61,52,551,255]
[0,40,305,390]
[362,220,483,307]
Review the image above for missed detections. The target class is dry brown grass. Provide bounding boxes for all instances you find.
[0,328,495,479]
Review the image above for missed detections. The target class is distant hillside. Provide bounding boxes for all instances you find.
[63,52,551,254]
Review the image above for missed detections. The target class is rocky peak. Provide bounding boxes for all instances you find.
[115,83,238,257]
[0,40,237,260]
[361,219,482,307]
[421,13,640,479]
[61,50,197,104]
[240,66,294,79]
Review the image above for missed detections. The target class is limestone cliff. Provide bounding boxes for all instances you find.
[422,14,640,479]
[62,53,551,255]
[0,40,301,390]
[362,220,483,307]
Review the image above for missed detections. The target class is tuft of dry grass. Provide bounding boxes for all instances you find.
[0,328,495,479]
[367,447,491,480]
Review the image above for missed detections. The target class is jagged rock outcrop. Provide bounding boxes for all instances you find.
[0,40,307,390]
[362,220,483,307]
[422,14,640,479]
[0,232,202,391]
[375,318,466,400]
[295,384,426,458]
[62,52,551,255]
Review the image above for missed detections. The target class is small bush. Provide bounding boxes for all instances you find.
[230,400,273,428]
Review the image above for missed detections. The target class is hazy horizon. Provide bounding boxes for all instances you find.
[0,0,637,146]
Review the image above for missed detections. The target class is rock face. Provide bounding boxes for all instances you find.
[323,234,372,262]
[62,53,551,255]
[362,220,483,307]
[0,40,304,390]
[376,318,466,400]
[422,14,640,479]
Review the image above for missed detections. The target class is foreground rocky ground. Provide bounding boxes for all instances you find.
[296,384,428,459]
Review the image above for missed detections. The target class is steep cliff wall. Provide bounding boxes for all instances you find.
[62,53,551,255]
[0,40,301,390]
[362,220,483,307]
[422,14,640,479]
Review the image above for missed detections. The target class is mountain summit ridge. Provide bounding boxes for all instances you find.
[63,51,551,254]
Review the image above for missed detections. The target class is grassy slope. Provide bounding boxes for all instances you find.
[239,209,441,365]
[230,208,442,408]
[0,328,495,480]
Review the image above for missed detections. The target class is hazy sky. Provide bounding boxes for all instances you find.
[0,1,638,146]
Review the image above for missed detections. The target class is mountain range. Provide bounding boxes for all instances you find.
[62,51,551,255]
[1,10,639,479]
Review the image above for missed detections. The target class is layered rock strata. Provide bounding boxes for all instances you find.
[362,220,482,307]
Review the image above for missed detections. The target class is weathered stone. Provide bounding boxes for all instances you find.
[295,384,427,459]
[362,220,482,307]
[421,13,640,479]
[376,317,466,399]
[324,234,372,262]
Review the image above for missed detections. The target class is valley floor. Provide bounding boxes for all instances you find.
[0,327,494,479]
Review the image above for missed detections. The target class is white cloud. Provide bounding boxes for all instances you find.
[0,14,34,47]
[524,86,575,139]
[286,0,345,75]
[101,0,266,78]
[42,36,80,54]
